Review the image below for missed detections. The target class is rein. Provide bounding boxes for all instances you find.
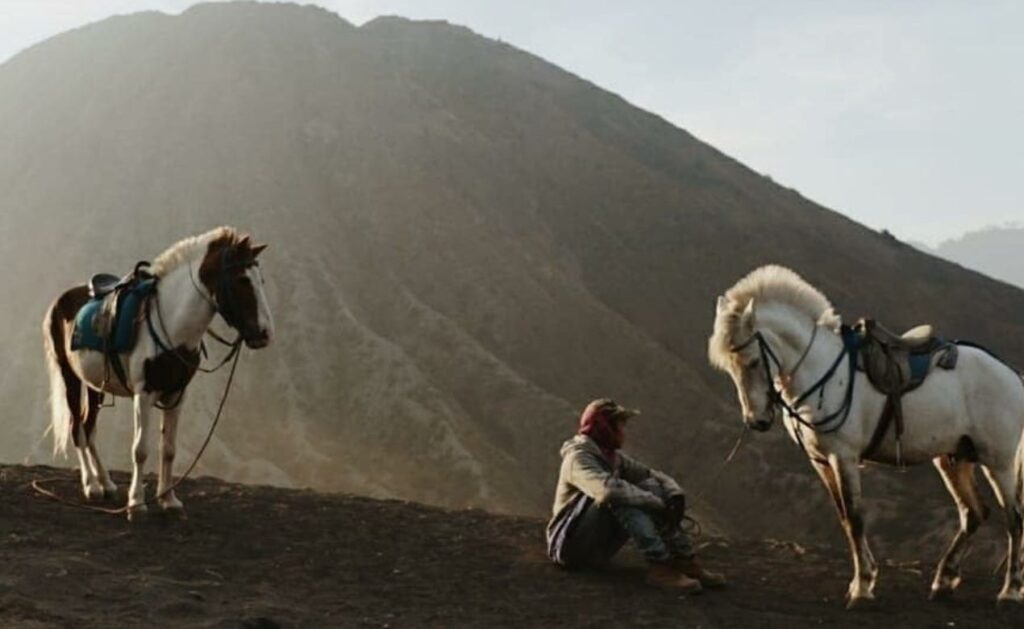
[144,258,248,410]
[145,294,242,411]
[688,426,749,511]
[147,290,243,374]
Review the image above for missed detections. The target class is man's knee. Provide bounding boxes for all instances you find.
[637,477,664,495]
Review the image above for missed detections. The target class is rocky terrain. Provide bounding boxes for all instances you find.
[0,2,1023,554]
[3,465,1023,628]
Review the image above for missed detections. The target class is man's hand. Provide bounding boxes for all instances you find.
[646,494,667,513]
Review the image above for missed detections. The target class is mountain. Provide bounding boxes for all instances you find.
[928,225,1024,289]
[2,2,1024,550]
[3,464,1021,628]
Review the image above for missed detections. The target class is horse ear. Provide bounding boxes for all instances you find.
[741,298,756,326]
[715,296,730,316]
[251,243,268,258]
[237,235,252,250]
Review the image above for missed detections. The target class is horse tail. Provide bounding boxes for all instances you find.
[43,298,74,458]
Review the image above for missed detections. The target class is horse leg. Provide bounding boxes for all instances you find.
[157,397,185,514]
[63,367,102,500]
[981,464,1024,604]
[812,459,878,601]
[812,459,845,516]
[127,392,157,520]
[83,389,117,498]
[830,456,877,607]
[930,456,988,599]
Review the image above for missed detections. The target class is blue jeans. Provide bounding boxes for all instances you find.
[556,478,694,568]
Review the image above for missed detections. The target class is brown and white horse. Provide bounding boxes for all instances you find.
[42,226,274,519]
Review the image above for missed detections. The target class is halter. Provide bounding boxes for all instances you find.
[181,248,263,342]
[731,323,861,435]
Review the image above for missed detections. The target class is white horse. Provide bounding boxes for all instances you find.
[708,265,1024,607]
[43,226,274,519]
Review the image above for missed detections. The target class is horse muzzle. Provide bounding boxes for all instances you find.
[244,329,272,349]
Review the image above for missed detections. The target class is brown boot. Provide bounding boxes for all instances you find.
[646,562,703,594]
[674,556,727,589]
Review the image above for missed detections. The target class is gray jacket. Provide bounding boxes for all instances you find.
[549,434,683,520]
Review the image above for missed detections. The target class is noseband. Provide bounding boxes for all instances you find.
[731,324,861,435]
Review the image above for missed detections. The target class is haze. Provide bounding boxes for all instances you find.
[2,0,1021,248]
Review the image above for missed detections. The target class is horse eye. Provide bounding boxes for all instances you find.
[748,358,761,370]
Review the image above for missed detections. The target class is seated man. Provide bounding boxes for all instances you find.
[546,398,725,593]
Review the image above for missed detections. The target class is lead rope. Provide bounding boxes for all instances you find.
[688,426,748,514]
[675,427,748,541]
[30,345,243,516]
[149,288,242,376]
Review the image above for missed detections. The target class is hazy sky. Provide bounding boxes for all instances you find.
[2,1,1020,244]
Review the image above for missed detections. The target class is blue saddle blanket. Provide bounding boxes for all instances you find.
[908,352,934,383]
[71,280,157,353]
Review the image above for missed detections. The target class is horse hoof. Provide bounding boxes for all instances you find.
[997,589,1024,608]
[930,587,955,602]
[162,505,188,520]
[126,504,148,522]
[846,595,876,610]
[83,484,105,501]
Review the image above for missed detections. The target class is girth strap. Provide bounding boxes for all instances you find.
[862,393,906,463]
[107,351,130,391]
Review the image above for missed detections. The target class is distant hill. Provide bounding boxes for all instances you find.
[2,2,1024,548]
[924,225,1024,288]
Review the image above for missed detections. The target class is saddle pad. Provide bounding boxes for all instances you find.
[71,279,156,353]
[908,352,934,383]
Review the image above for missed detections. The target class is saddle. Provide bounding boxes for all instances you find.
[72,262,156,387]
[88,273,123,299]
[89,260,154,300]
[856,318,959,462]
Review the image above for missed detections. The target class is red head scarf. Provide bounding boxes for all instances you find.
[578,399,628,465]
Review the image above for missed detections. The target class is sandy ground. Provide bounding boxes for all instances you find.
[1,464,1022,628]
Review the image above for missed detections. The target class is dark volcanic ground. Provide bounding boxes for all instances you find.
[1,465,1021,628]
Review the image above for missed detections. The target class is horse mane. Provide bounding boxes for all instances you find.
[708,265,841,371]
[150,226,242,278]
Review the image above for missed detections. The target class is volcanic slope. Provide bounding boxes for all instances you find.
[1,2,1024,553]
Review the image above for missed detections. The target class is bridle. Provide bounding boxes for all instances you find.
[730,323,861,436]
[188,248,262,341]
